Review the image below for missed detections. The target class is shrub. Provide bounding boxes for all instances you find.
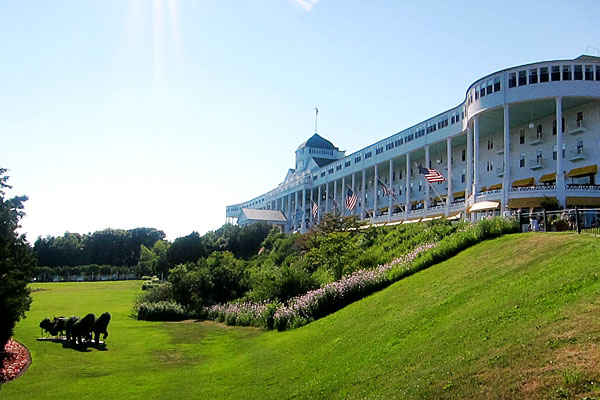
[135,301,191,321]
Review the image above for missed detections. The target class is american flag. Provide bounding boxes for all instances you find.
[345,188,358,211]
[377,179,396,197]
[418,165,445,183]
[312,201,318,219]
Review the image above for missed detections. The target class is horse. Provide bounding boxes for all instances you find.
[93,312,111,344]
[39,318,53,338]
[71,313,96,345]
[65,316,80,344]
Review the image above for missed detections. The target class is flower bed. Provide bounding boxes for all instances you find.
[1,339,30,383]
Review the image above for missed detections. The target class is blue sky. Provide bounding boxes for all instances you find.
[2,0,598,241]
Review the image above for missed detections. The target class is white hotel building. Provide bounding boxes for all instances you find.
[226,55,600,232]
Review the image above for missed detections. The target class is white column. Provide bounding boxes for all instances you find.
[294,190,299,230]
[317,185,322,222]
[334,179,338,214]
[361,169,366,220]
[351,172,356,216]
[341,176,345,215]
[472,115,480,200]
[388,159,393,222]
[325,182,330,214]
[446,137,452,216]
[425,145,430,213]
[466,126,473,200]
[405,153,411,220]
[556,96,566,207]
[301,189,306,232]
[503,105,511,209]
[287,194,291,231]
[309,188,314,227]
[373,164,378,218]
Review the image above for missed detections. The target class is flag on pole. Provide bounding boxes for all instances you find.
[312,201,318,219]
[418,165,445,183]
[377,179,396,197]
[345,187,358,211]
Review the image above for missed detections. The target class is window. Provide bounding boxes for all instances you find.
[480,84,486,98]
[486,80,493,95]
[562,65,572,80]
[536,124,543,140]
[487,140,494,150]
[399,169,403,179]
[494,76,501,92]
[520,153,525,168]
[536,149,543,164]
[321,171,326,177]
[486,160,494,172]
[596,66,600,81]
[551,66,561,81]
[577,111,583,127]
[365,151,372,159]
[418,181,422,192]
[345,160,351,167]
[553,120,557,135]
[518,70,527,86]
[540,67,549,82]
[529,69,538,84]
[355,155,361,163]
[375,147,383,155]
[461,149,466,161]
[508,73,517,88]
[574,65,583,80]
[553,145,557,161]
[519,129,525,145]
[336,163,342,171]
[475,85,480,99]
[394,138,402,146]
[328,167,334,174]
[461,169,466,183]
[577,138,584,154]
[313,175,318,180]
[585,65,594,80]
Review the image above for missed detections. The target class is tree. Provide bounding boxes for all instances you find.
[167,232,207,268]
[0,168,35,355]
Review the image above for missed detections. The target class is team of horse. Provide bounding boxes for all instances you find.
[39,312,111,347]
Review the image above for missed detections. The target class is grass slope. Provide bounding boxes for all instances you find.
[3,233,600,399]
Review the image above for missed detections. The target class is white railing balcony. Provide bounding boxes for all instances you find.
[529,134,543,145]
[569,148,586,161]
[568,121,585,135]
[566,184,600,191]
[528,159,544,170]
[496,167,504,177]
[509,185,556,192]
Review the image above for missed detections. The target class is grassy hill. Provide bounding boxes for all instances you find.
[3,233,600,399]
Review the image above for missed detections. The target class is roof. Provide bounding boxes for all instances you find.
[238,208,287,223]
[297,133,338,151]
[312,157,335,168]
[575,55,600,62]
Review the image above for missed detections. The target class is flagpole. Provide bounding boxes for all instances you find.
[414,162,448,211]
[314,107,318,134]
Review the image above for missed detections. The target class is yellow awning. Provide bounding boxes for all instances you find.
[453,190,465,198]
[447,212,462,220]
[379,206,389,212]
[480,186,487,192]
[539,172,557,183]
[512,177,535,187]
[468,201,500,212]
[507,197,549,209]
[566,164,597,178]
[566,196,600,207]
[488,183,503,190]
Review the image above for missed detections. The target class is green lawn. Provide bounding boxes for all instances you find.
[3,233,600,399]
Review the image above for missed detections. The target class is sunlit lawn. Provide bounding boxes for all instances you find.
[3,233,600,399]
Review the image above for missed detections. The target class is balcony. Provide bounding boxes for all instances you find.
[529,134,543,146]
[528,159,544,170]
[568,120,585,135]
[569,148,586,161]
[496,167,504,177]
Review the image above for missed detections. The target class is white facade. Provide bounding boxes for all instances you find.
[226,55,600,232]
